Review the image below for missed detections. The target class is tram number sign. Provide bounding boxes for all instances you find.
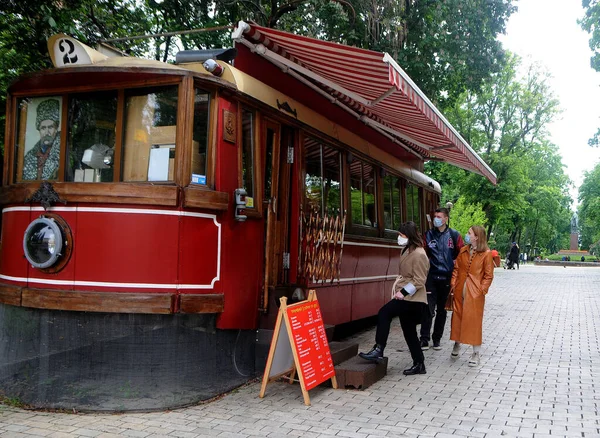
[259,290,337,405]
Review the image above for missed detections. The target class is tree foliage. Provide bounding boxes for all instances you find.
[447,196,488,238]
[580,0,600,146]
[578,162,600,250]
[433,54,572,257]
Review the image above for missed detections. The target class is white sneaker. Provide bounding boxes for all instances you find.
[451,342,460,357]
[468,352,480,367]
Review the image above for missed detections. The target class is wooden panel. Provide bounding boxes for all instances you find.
[0,182,178,206]
[179,294,224,313]
[183,187,229,210]
[21,289,175,314]
[0,285,22,306]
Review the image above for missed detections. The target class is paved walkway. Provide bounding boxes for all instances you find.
[1,265,599,437]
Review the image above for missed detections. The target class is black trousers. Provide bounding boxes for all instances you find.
[420,278,451,343]
[375,299,426,364]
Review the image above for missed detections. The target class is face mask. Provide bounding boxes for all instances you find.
[433,217,444,228]
[464,234,471,245]
[398,236,409,247]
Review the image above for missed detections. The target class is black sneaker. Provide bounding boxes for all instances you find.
[420,339,429,351]
[432,340,441,350]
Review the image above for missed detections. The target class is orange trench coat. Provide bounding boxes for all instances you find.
[450,245,495,346]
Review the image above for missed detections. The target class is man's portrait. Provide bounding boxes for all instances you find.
[22,98,62,181]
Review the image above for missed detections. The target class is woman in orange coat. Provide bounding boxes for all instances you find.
[450,225,494,366]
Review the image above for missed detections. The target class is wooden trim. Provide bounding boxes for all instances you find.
[207,90,219,189]
[0,182,178,206]
[176,76,193,187]
[113,89,125,182]
[179,294,224,313]
[10,75,185,97]
[182,186,229,210]
[57,93,68,181]
[20,289,174,313]
[0,284,22,306]
[3,95,12,186]
[0,284,225,315]
[179,77,194,187]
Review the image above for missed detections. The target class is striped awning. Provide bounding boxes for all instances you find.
[232,21,496,184]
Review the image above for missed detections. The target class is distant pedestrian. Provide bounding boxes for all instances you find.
[358,221,430,375]
[449,225,495,367]
[420,207,463,351]
[508,242,519,269]
[581,256,585,262]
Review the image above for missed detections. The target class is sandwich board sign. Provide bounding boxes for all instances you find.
[259,290,337,405]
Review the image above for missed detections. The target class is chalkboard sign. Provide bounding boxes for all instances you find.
[259,290,337,405]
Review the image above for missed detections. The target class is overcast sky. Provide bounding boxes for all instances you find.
[499,0,600,206]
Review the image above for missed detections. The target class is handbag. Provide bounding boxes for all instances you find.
[444,288,454,311]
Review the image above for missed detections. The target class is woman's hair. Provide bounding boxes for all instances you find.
[470,225,489,252]
[398,221,423,249]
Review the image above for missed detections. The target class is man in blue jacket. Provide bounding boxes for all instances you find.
[420,207,463,350]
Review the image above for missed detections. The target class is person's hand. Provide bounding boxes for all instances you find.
[394,291,405,300]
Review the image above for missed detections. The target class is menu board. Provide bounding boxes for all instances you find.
[286,299,335,391]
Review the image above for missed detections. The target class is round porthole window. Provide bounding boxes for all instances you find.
[23,217,66,269]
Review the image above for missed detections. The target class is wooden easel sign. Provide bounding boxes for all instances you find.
[259,290,337,405]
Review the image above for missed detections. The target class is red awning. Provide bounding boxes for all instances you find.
[232,21,496,184]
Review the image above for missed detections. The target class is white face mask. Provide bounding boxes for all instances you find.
[398,236,409,247]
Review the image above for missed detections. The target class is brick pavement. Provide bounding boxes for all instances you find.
[1,265,599,437]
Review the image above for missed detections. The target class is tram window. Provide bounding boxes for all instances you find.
[406,183,421,229]
[191,90,210,185]
[349,159,377,227]
[304,138,342,215]
[122,86,178,182]
[66,92,118,182]
[240,108,255,199]
[383,175,403,230]
[14,96,63,182]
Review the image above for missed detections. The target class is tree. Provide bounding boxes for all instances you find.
[580,0,600,146]
[447,196,487,238]
[578,162,600,249]
[433,53,572,256]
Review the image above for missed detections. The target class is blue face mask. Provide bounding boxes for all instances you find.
[464,234,471,244]
[433,217,444,228]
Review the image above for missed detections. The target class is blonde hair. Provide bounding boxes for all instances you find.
[470,225,489,252]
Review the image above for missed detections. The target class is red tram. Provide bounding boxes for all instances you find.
[0,22,496,410]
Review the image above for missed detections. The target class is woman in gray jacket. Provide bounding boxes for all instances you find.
[359,221,430,375]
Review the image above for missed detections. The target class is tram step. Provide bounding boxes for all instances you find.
[328,341,359,365]
[334,356,388,390]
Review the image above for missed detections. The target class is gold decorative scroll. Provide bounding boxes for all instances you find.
[298,209,347,285]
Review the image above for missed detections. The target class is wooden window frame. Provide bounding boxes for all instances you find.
[237,104,261,218]
[345,155,380,239]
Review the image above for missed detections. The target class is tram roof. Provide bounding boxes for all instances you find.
[232,21,496,185]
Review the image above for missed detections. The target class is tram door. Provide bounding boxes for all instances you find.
[262,120,295,310]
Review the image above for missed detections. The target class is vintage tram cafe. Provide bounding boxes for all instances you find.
[0,22,496,410]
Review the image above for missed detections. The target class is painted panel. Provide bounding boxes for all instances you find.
[351,281,385,321]
[177,214,220,289]
[315,284,352,326]
[0,209,30,285]
[74,209,179,290]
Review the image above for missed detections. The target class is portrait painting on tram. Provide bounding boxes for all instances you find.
[17,96,62,181]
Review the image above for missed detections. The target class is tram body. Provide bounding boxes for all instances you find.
[0,24,494,410]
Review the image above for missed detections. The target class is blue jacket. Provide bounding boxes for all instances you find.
[424,226,464,278]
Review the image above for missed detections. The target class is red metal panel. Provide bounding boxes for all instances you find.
[351,281,385,321]
[73,209,179,291]
[0,208,29,285]
[314,284,352,326]
[177,214,221,289]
